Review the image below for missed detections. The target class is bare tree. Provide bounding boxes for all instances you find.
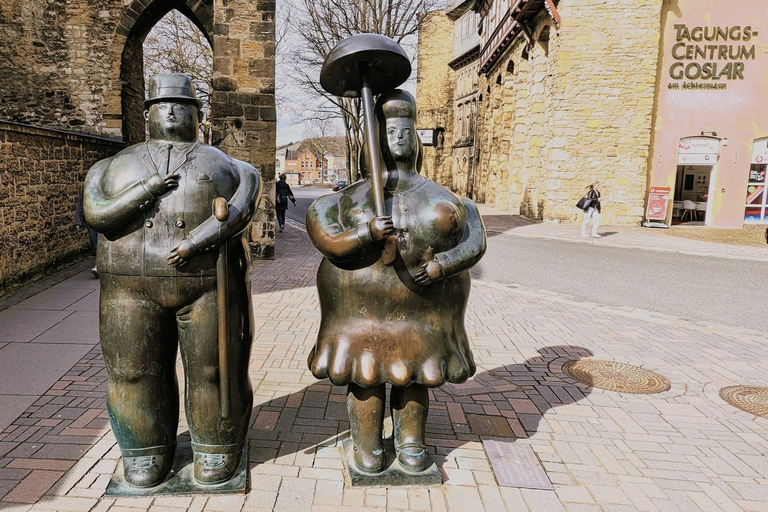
[287,0,438,182]
[144,10,213,142]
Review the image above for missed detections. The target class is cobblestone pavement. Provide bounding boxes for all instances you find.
[478,205,768,262]
[0,221,767,511]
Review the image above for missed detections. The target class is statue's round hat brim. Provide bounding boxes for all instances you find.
[144,95,202,109]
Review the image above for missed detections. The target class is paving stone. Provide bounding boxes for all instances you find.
[1,218,768,511]
[1,470,63,503]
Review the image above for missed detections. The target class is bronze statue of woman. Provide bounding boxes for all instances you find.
[306,90,487,474]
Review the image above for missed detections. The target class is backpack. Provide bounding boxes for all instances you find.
[277,188,289,206]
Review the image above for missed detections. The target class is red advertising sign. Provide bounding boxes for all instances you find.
[646,186,671,221]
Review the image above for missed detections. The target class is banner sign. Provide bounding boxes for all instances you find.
[677,137,719,165]
[646,186,672,221]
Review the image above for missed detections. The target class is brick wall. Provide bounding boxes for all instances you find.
[0,122,123,293]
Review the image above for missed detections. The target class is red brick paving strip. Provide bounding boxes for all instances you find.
[2,469,64,503]
[0,347,106,502]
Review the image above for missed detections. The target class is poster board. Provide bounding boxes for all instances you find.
[646,186,671,221]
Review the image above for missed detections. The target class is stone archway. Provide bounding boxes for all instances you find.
[108,0,277,257]
[115,0,213,144]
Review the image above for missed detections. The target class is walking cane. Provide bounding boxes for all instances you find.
[213,197,230,418]
[319,34,411,263]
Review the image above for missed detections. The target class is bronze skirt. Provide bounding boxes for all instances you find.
[307,256,476,388]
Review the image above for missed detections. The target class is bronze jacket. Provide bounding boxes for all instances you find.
[83,141,261,277]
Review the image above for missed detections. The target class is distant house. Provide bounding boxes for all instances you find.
[276,142,302,184]
[276,137,348,185]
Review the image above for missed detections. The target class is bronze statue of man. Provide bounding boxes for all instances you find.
[83,73,261,487]
[306,89,486,474]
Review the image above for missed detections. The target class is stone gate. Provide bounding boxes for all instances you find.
[0,0,276,292]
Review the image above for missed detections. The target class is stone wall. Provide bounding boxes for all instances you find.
[0,0,277,283]
[0,122,123,293]
[209,0,277,258]
[473,1,663,225]
[419,1,664,225]
[415,11,454,188]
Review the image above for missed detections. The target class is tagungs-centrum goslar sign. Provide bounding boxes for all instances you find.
[668,24,759,91]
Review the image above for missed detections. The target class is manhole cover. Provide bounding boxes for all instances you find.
[562,360,671,394]
[720,386,768,419]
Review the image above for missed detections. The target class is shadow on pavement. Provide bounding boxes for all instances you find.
[246,345,593,484]
[481,215,538,239]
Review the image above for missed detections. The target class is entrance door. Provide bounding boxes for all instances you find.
[676,136,720,225]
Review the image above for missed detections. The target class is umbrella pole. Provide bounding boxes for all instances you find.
[359,62,386,218]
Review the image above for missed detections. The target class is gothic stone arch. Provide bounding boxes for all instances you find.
[110,0,277,256]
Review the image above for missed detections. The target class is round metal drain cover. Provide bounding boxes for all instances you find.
[562,360,671,394]
[720,386,768,419]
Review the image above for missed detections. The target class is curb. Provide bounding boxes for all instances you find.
[487,229,768,263]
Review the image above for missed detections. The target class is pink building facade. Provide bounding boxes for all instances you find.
[649,0,768,227]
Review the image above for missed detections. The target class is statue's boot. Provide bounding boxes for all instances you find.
[123,453,174,488]
[348,383,386,473]
[193,451,242,484]
[391,384,429,472]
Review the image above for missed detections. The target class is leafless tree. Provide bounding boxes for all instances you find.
[144,10,213,142]
[287,0,438,182]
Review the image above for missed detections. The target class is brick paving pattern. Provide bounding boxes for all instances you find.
[0,220,766,511]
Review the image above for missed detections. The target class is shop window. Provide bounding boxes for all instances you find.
[746,137,768,223]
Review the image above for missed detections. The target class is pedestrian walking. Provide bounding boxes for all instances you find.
[74,188,99,277]
[580,181,602,238]
[275,173,296,233]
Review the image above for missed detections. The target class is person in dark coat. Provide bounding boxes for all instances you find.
[275,173,296,232]
[75,188,99,277]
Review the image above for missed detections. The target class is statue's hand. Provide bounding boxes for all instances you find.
[167,237,198,268]
[369,215,394,242]
[414,259,443,286]
[145,173,181,196]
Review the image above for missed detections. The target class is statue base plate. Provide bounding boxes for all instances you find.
[341,438,442,487]
[106,438,248,496]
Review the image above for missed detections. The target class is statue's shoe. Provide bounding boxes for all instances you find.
[396,442,428,472]
[352,444,385,474]
[193,452,241,484]
[123,454,173,488]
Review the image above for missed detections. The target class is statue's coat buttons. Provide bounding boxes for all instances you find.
[144,219,153,228]
[175,218,185,228]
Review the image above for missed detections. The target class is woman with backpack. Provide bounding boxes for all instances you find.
[275,173,296,232]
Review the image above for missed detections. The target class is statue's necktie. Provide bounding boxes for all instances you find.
[159,144,173,176]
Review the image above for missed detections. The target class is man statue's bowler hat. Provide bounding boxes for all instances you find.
[145,73,202,109]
